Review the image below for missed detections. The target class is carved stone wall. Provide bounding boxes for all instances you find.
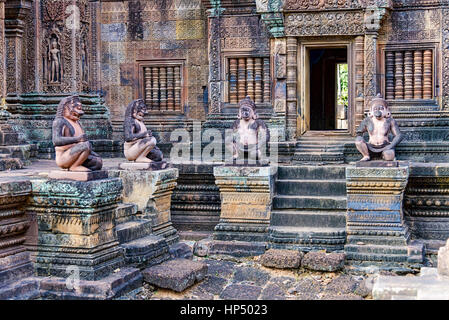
[99,0,208,145]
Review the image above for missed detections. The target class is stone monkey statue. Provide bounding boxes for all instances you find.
[355,94,403,161]
[123,99,163,163]
[52,95,102,171]
[226,96,270,164]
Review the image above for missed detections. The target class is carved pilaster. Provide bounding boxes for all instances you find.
[5,0,32,95]
[207,1,224,114]
[442,8,449,109]
[364,7,388,110]
[213,166,275,242]
[286,37,297,140]
[354,36,365,132]
[0,0,5,100]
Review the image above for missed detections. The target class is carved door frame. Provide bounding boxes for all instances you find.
[297,39,355,136]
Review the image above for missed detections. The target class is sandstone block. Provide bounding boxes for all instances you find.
[302,251,346,272]
[260,249,303,269]
[142,258,207,292]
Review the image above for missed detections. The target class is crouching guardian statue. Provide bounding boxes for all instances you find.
[355,94,403,161]
[52,95,103,171]
[122,99,167,169]
[226,96,270,165]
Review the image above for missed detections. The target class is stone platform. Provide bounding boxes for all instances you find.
[109,167,179,245]
[345,163,424,271]
[48,170,108,181]
[213,166,275,242]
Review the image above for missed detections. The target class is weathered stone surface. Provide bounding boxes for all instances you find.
[269,276,296,291]
[345,165,421,267]
[109,168,179,245]
[213,166,275,242]
[302,251,345,272]
[219,284,262,300]
[208,240,267,257]
[324,275,359,295]
[260,249,303,269]
[193,275,228,296]
[142,258,207,292]
[119,161,169,171]
[204,259,236,278]
[291,278,323,300]
[39,268,143,300]
[169,242,193,260]
[193,237,213,257]
[260,283,286,300]
[438,239,449,276]
[48,170,108,181]
[29,178,125,280]
[0,276,41,300]
[232,266,270,286]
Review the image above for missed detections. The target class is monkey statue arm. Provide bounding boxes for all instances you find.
[355,117,369,138]
[124,120,149,142]
[52,119,85,147]
[384,118,403,151]
[254,119,270,145]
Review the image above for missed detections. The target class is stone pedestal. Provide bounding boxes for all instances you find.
[213,166,275,242]
[110,167,179,245]
[345,164,424,270]
[0,179,38,298]
[29,177,126,280]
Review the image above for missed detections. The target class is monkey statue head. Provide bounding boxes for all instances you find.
[367,94,391,120]
[125,99,148,122]
[238,96,258,121]
[56,95,84,122]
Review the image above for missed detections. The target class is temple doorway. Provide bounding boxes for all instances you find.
[309,48,348,130]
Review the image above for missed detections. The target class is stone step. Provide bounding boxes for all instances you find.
[268,226,346,251]
[277,165,346,180]
[270,210,346,228]
[276,179,346,196]
[0,277,41,300]
[0,158,23,171]
[116,219,153,244]
[295,146,345,152]
[345,251,409,262]
[346,235,409,247]
[345,244,409,255]
[273,195,347,210]
[269,226,346,238]
[115,203,138,224]
[292,153,345,164]
[120,235,170,268]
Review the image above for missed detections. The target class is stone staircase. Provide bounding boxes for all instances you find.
[268,165,347,251]
[292,131,353,164]
[115,203,171,269]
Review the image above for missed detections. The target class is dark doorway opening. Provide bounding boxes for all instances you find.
[309,48,348,130]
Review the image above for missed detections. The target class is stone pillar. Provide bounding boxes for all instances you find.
[0,179,34,288]
[4,0,31,95]
[29,177,126,280]
[213,166,275,242]
[110,168,179,245]
[345,163,423,268]
[286,37,297,140]
[207,4,224,115]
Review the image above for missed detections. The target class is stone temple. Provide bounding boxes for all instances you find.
[2,0,449,301]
